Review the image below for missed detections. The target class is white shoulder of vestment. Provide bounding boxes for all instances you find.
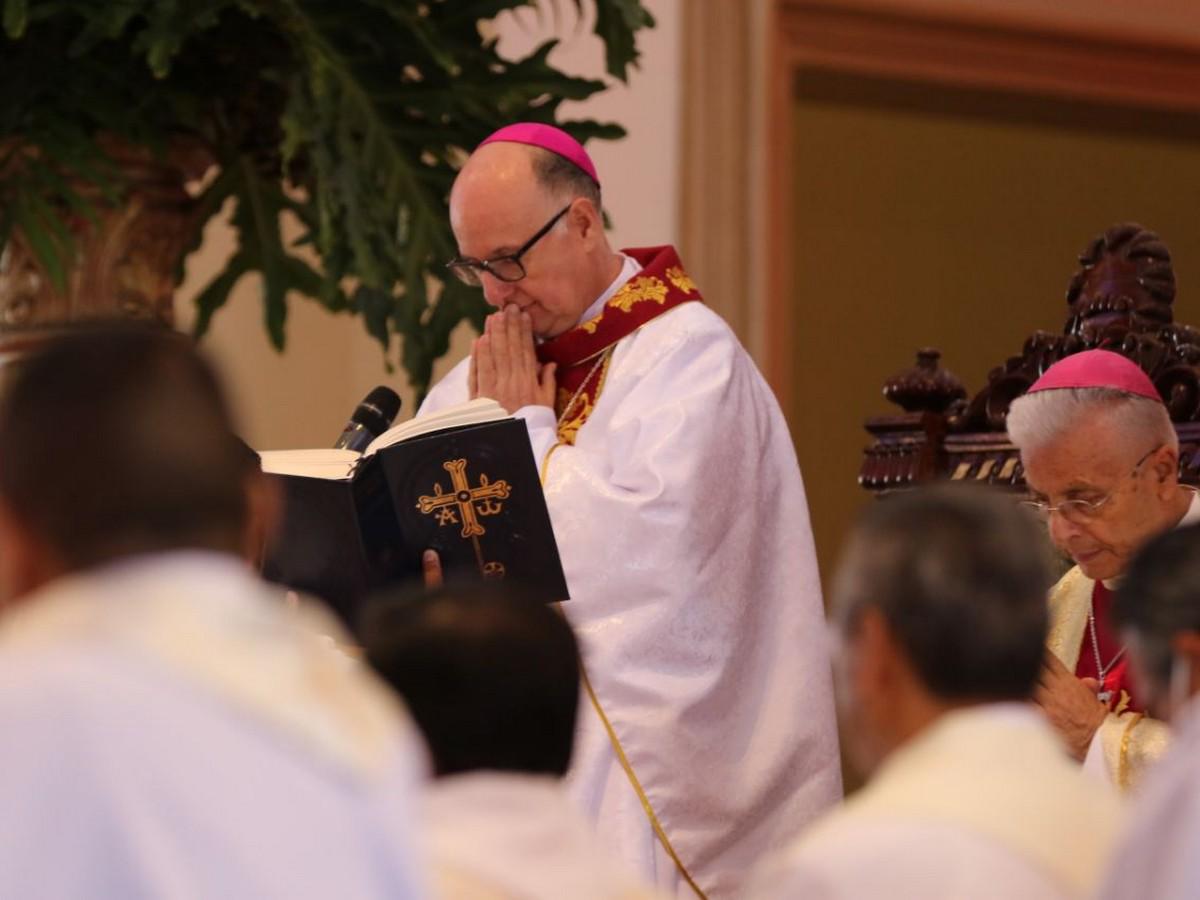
[642,300,736,340]
[619,302,744,367]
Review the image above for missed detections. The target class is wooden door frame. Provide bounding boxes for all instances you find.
[683,0,1200,412]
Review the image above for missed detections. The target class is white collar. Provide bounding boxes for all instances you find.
[575,253,640,327]
[1179,488,1200,528]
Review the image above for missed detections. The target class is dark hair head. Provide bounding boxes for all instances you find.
[0,324,248,569]
[1113,522,1200,693]
[834,484,1053,702]
[531,146,602,214]
[358,582,580,778]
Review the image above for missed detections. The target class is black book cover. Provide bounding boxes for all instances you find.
[262,418,568,623]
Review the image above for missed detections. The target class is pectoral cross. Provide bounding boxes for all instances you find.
[416,459,511,539]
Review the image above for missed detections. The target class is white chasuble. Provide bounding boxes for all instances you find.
[424,772,661,899]
[1047,566,1170,790]
[1099,693,1200,900]
[746,705,1123,900]
[0,551,427,899]
[419,256,842,897]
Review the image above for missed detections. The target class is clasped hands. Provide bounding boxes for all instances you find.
[1035,653,1109,761]
[469,305,557,414]
[424,307,557,591]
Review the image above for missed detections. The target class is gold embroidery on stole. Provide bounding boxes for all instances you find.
[553,350,614,446]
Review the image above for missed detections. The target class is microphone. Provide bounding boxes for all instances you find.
[334,386,402,452]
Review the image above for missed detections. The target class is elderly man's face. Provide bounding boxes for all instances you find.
[1022,414,1176,582]
[449,145,594,339]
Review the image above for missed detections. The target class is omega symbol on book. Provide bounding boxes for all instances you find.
[416,459,511,539]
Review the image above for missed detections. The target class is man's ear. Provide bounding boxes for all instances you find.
[242,472,282,570]
[0,500,58,610]
[569,197,603,245]
[838,606,904,777]
[853,607,898,694]
[1151,445,1181,494]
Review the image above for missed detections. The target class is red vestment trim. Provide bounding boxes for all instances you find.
[536,246,702,444]
[1076,581,1141,713]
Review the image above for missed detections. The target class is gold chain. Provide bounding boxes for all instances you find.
[556,348,612,427]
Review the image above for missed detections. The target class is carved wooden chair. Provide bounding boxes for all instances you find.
[860,223,1200,495]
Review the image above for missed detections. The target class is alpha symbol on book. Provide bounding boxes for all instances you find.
[416,459,511,538]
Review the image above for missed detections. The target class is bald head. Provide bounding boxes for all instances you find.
[452,142,537,217]
[453,143,599,219]
[449,142,620,338]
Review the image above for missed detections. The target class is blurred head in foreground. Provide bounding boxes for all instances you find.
[1114,523,1200,722]
[0,324,267,605]
[360,582,580,778]
[830,484,1052,776]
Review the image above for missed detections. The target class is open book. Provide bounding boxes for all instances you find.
[259,398,511,479]
[259,398,568,624]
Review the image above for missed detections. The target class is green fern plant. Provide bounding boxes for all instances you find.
[0,0,653,396]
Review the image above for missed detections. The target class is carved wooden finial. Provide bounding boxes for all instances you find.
[883,348,966,414]
[1066,221,1175,339]
[861,222,1200,496]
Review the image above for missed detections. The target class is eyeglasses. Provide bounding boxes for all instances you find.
[1021,444,1161,523]
[446,203,572,287]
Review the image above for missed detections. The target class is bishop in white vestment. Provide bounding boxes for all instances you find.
[422,123,842,897]
[1008,349,1195,788]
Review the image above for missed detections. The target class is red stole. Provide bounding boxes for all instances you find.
[1075,581,1141,714]
[536,246,702,445]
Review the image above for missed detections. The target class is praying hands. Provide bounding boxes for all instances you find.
[469,305,557,415]
[1035,652,1108,761]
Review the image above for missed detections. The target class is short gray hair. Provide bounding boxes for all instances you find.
[530,146,602,215]
[1006,387,1176,455]
[833,484,1053,702]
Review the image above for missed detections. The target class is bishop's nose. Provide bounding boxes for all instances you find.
[480,272,517,308]
[1048,510,1086,550]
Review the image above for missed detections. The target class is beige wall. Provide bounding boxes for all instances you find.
[175,1,682,450]
[787,75,1200,586]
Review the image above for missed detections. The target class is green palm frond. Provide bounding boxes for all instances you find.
[0,0,652,396]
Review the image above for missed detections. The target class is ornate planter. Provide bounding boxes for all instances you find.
[0,139,211,352]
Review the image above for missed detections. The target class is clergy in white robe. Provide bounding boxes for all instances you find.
[360,581,660,900]
[0,327,427,898]
[1007,350,1194,788]
[422,123,841,897]
[0,553,427,899]
[424,772,660,900]
[747,486,1121,900]
[1097,523,1200,899]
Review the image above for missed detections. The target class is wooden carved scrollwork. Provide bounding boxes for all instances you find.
[861,223,1200,494]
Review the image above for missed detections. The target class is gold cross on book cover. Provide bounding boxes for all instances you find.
[417,459,511,538]
[257,399,568,626]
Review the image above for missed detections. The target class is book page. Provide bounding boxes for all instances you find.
[258,449,360,481]
[364,397,510,454]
